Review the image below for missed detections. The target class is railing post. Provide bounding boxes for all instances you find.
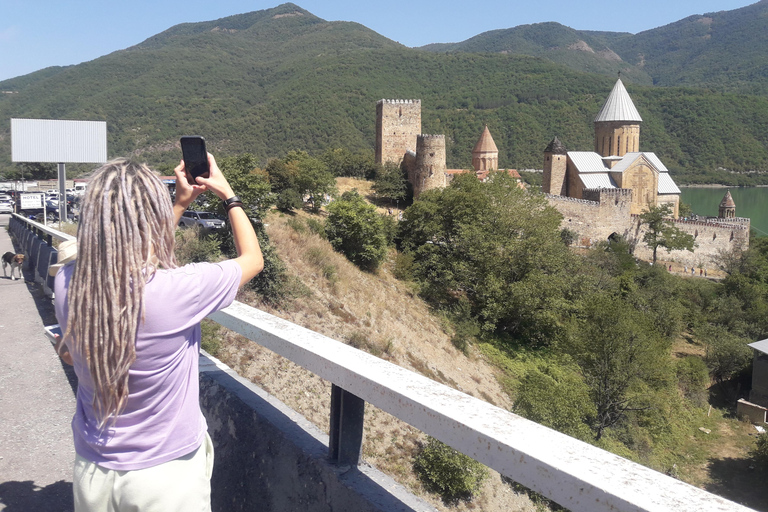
[328,384,364,466]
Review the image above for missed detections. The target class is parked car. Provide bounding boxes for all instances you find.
[0,200,13,214]
[178,210,225,231]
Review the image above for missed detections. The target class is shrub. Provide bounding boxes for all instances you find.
[248,225,293,306]
[325,191,388,271]
[306,217,325,238]
[413,437,488,503]
[750,432,768,471]
[276,188,304,212]
[174,227,222,265]
[675,356,710,406]
[393,252,415,281]
[200,319,222,356]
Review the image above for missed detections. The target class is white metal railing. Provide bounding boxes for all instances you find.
[211,301,753,512]
[10,216,753,512]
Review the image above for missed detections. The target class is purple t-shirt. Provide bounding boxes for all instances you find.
[54,259,241,471]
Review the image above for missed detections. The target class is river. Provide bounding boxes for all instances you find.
[680,187,768,238]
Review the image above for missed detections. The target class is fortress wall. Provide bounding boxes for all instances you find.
[547,189,634,247]
[629,215,749,268]
[548,192,749,267]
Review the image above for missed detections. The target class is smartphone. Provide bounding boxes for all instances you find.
[44,324,63,343]
[180,136,210,185]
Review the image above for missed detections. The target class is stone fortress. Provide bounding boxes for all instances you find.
[543,78,750,268]
[375,84,749,269]
[375,99,520,198]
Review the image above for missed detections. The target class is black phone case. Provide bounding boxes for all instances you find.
[181,136,210,184]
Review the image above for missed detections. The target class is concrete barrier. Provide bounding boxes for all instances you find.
[199,353,435,512]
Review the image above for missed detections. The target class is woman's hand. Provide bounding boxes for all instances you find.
[194,153,235,201]
[172,160,206,209]
[53,334,73,366]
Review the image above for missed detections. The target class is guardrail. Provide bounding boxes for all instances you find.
[7,214,753,512]
[8,213,75,296]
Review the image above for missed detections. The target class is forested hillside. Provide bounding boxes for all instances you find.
[1,2,768,184]
[421,1,768,95]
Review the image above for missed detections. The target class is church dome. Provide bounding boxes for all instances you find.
[544,136,567,155]
[720,189,736,208]
[473,125,498,153]
[594,79,643,123]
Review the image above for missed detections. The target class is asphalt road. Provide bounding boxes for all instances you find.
[0,213,76,511]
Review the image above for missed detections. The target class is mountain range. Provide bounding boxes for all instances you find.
[1,2,767,184]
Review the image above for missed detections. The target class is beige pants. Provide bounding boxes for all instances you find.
[73,433,214,512]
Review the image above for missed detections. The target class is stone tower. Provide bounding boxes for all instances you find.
[375,99,421,165]
[412,135,446,198]
[594,79,642,158]
[542,137,568,195]
[719,189,736,218]
[472,125,499,172]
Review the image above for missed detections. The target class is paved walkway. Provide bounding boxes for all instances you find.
[0,214,75,511]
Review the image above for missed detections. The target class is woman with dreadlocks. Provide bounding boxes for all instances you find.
[53,153,263,511]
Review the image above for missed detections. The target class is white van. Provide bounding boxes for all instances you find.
[74,183,87,195]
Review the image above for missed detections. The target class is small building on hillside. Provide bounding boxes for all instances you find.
[737,339,768,424]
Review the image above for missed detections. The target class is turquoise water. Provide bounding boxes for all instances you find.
[680,187,768,237]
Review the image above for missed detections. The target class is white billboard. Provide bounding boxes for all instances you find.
[11,118,107,163]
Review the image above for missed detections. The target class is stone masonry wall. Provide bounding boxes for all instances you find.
[376,100,421,165]
[631,216,750,268]
[547,191,749,267]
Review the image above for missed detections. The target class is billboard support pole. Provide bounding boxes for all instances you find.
[58,163,66,226]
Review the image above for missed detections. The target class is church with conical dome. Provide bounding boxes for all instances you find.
[543,78,682,217]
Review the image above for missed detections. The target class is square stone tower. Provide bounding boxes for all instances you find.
[376,99,421,165]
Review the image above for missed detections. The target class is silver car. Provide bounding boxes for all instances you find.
[179,211,225,231]
[0,200,13,214]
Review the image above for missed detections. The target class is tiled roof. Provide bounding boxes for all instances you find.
[720,190,736,208]
[473,125,498,153]
[544,136,567,155]
[594,79,642,123]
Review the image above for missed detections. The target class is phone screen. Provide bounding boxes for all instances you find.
[180,136,210,185]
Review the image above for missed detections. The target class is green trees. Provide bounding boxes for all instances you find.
[639,204,695,264]
[217,154,273,218]
[567,295,671,440]
[265,151,337,212]
[325,190,389,271]
[513,365,595,441]
[399,171,575,346]
[372,162,408,204]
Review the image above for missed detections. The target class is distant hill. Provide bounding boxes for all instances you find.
[1,2,768,184]
[420,1,768,95]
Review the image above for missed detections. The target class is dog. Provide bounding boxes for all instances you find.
[2,252,25,280]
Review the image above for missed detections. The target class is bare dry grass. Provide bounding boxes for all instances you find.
[215,209,536,511]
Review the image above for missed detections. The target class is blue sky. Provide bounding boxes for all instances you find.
[0,0,757,82]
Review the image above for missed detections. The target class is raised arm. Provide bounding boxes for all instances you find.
[174,154,264,287]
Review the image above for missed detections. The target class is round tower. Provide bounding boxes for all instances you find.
[594,79,642,157]
[413,135,446,198]
[542,137,567,195]
[719,189,736,219]
[472,125,499,172]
